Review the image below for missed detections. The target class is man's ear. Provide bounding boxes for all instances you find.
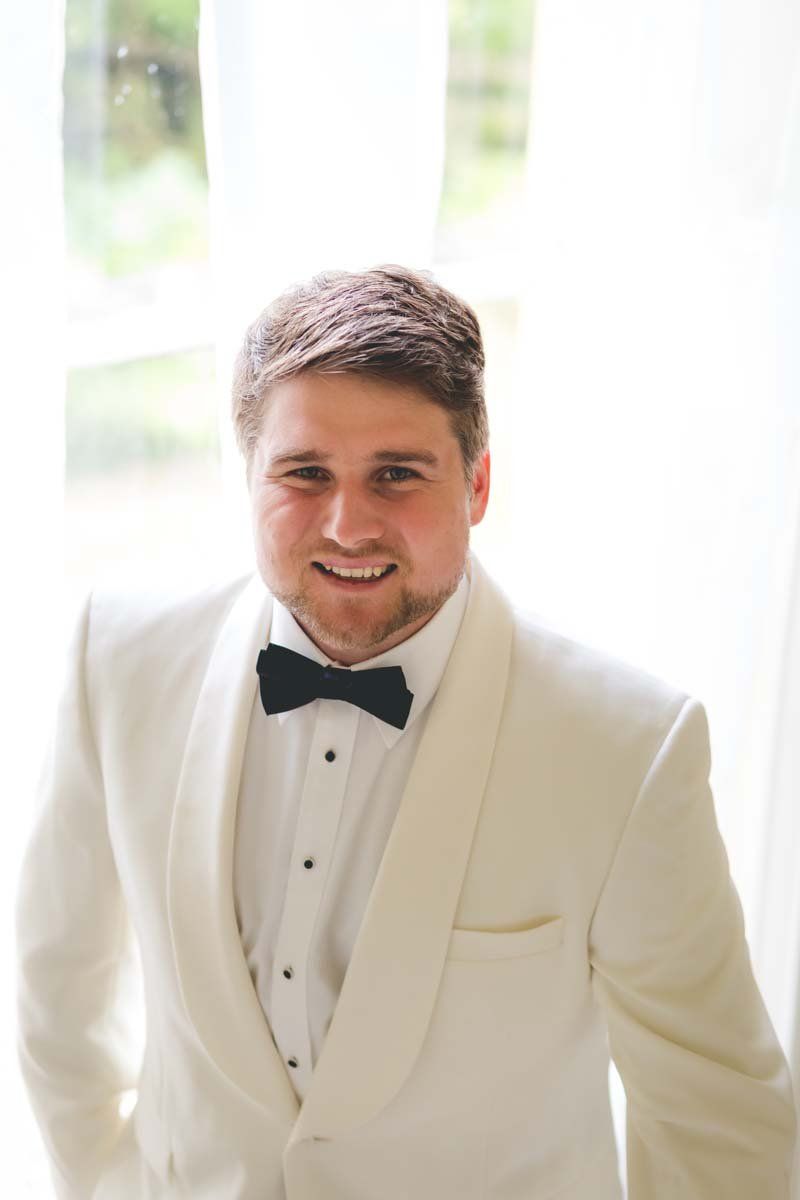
[469,449,490,526]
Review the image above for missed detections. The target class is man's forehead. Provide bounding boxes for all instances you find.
[255,373,460,465]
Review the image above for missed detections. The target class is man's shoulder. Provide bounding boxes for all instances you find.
[85,572,258,675]
[506,602,688,735]
[89,571,255,634]
[472,557,685,720]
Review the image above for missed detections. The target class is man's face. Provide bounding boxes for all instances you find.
[248,372,490,665]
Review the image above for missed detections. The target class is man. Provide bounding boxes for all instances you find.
[16,265,796,1199]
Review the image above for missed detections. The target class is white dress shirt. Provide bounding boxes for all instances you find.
[233,569,470,1102]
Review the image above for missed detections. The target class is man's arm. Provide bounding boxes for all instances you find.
[589,698,796,1197]
[15,595,142,1200]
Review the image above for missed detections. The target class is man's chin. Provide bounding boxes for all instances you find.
[291,602,416,658]
[277,580,457,659]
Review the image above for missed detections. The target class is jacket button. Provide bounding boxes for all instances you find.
[287,1057,299,1068]
[303,857,315,869]
[325,749,336,762]
[283,966,293,979]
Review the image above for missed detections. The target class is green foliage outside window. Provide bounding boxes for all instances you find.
[64,0,207,277]
[439,0,534,234]
[66,350,218,475]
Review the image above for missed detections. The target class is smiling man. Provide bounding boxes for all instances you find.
[16,266,796,1200]
[248,370,488,663]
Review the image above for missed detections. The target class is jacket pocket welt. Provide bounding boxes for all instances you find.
[447,916,565,962]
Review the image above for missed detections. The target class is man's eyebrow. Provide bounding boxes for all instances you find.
[267,448,440,468]
[268,449,331,467]
[370,449,440,467]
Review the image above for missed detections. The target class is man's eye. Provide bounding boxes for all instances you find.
[286,466,417,483]
[290,467,325,480]
[382,466,417,482]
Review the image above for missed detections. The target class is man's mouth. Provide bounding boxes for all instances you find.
[311,562,398,585]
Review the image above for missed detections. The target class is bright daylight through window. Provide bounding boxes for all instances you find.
[62,0,534,598]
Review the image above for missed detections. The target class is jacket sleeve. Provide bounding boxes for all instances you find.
[15,595,143,1200]
[588,697,796,1197]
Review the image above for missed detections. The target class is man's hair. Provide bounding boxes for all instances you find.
[231,265,488,482]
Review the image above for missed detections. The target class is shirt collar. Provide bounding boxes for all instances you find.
[267,564,471,748]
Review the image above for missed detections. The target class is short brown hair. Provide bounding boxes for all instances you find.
[231,265,488,481]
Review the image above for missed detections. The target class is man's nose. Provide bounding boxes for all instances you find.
[319,486,385,547]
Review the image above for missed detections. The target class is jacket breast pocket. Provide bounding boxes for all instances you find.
[446,915,565,961]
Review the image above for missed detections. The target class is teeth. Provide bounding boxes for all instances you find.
[322,564,390,578]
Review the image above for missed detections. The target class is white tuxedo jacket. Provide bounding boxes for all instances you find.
[16,556,796,1199]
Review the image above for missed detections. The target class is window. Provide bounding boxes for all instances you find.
[62,0,536,595]
[64,0,220,597]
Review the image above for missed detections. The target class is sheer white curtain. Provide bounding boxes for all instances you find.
[198,0,449,546]
[3,1,67,1193]
[511,1,800,1185]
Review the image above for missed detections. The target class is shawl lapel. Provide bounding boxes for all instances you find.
[167,556,513,1139]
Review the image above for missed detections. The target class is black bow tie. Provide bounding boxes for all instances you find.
[256,643,414,730]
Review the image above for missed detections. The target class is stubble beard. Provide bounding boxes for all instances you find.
[271,560,466,658]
